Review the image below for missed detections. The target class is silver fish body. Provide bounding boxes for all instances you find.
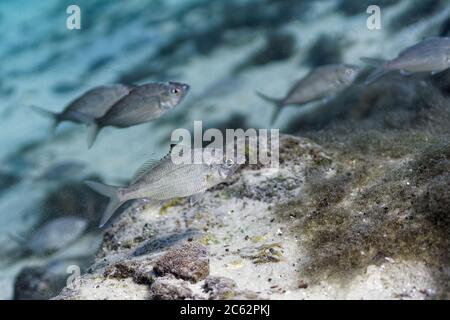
[87,82,190,147]
[85,148,240,227]
[32,84,134,131]
[27,217,88,255]
[97,82,189,128]
[362,37,450,84]
[256,64,361,124]
[283,64,361,105]
[62,84,135,121]
[386,37,450,73]
[125,160,228,201]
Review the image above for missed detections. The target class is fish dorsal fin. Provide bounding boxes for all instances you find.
[130,159,161,185]
[169,143,187,156]
[129,146,176,185]
[130,144,192,185]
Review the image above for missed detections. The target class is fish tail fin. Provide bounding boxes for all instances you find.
[360,57,390,85]
[87,121,101,149]
[49,122,58,138]
[30,105,60,136]
[30,105,58,119]
[270,106,284,125]
[84,180,124,228]
[255,91,284,125]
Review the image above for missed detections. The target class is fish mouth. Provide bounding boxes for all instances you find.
[179,84,190,101]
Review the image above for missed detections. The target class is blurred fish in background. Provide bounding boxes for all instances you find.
[256,64,362,123]
[31,84,135,135]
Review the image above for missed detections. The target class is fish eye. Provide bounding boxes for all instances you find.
[225,159,234,167]
[170,88,180,94]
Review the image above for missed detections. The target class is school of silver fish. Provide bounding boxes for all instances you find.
[32,37,450,227]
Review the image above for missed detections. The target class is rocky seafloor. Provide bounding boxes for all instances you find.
[1,0,450,300]
[54,75,450,298]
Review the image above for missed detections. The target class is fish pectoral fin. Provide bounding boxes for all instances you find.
[320,94,337,105]
[189,193,204,206]
[400,70,412,76]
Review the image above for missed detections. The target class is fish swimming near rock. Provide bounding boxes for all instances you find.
[31,84,135,134]
[86,82,190,148]
[361,37,450,84]
[256,64,361,124]
[10,216,88,255]
[85,147,241,227]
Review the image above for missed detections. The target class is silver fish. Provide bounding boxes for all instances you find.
[85,148,241,227]
[31,84,135,134]
[87,82,190,148]
[11,216,88,255]
[256,64,361,124]
[361,37,450,84]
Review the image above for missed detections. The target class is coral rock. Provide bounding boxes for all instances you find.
[153,242,210,283]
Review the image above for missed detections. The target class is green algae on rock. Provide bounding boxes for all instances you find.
[51,133,449,300]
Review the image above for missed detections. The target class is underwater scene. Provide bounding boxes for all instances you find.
[0,0,449,300]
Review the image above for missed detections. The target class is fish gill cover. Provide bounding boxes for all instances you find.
[0,0,449,300]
